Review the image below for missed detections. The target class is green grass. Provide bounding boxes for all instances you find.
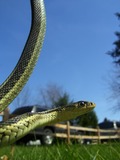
[0,143,120,160]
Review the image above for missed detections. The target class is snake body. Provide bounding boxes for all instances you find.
[0,0,46,112]
[0,0,96,146]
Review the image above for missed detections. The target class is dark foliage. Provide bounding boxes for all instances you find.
[107,13,120,65]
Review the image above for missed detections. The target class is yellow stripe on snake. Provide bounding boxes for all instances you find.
[0,0,96,146]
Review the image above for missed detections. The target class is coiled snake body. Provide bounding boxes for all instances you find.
[0,0,95,146]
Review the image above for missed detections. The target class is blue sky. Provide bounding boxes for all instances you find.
[0,0,120,122]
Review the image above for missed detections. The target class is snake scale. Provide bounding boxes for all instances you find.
[0,0,95,146]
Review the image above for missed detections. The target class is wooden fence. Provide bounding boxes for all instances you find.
[54,122,120,144]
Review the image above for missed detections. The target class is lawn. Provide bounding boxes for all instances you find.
[0,143,120,160]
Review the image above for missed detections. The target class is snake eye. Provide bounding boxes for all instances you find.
[81,101,85,104]
[81,101,85,105]
[78,101,85,106]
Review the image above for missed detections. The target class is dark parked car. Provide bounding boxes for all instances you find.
[99,120,120,130]
[10,105,79,145]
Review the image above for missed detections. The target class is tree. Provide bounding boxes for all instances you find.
[77,110,98,128]
[107,13,120,64]
[38,83,72,108]
[107,13,120,110]
[53,92,72,107]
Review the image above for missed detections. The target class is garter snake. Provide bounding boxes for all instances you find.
[0,0,96,146]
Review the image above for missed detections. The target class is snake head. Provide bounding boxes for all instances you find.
[45,100,96,124]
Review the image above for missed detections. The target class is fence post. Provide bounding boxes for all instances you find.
[3,107,10,121]
[67,121,70,144]
[97,126,101,144]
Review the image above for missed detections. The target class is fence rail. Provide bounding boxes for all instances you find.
[54,122,120,144]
